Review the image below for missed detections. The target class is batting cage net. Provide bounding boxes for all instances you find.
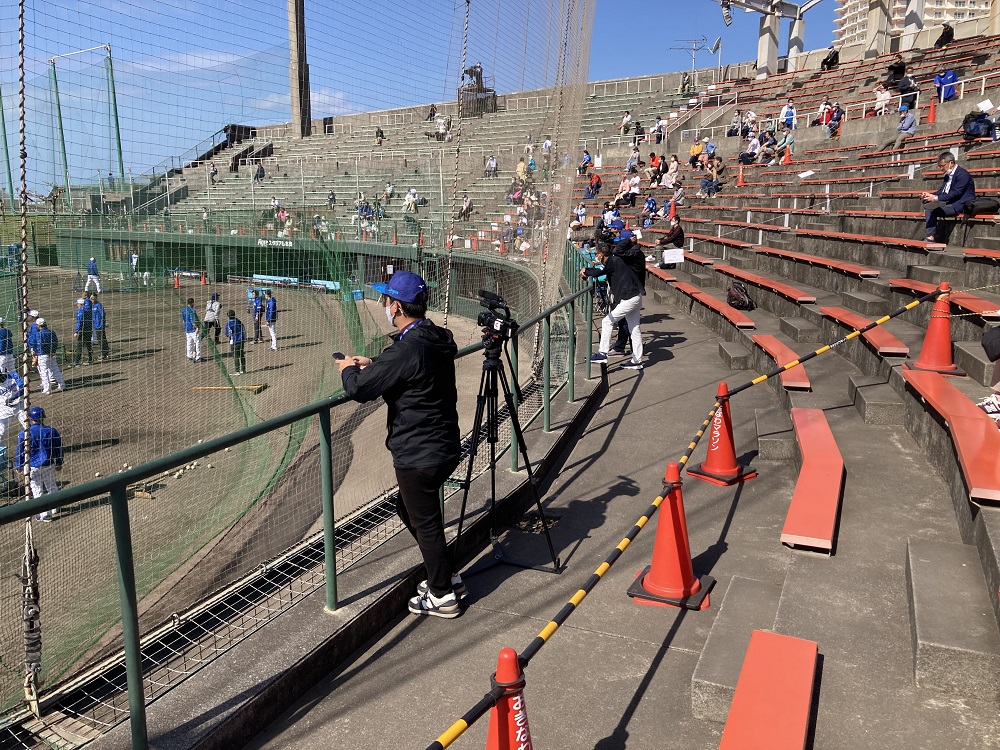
[0,0,595,742]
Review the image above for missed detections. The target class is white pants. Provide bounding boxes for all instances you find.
[85,274,101,292]
[0,412,27,442]
[26,463,58,501]
[600,295,643,362]
[0,353,13,373]
[37,354,65,392]
[186,331,201,360]
[267,322,277,348]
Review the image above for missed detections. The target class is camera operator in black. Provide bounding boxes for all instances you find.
[336,271,464,618]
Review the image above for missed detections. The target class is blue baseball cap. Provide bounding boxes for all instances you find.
[371,270,428,303]
[617,229,634,242]
[609,220,626,230]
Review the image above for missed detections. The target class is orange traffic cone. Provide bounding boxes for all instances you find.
[687,382,757,486]
[912,282,962,374]
[928,96,937,125]
[418,231,424,246]
[485,648,533,750]
[173,272,180,289]
[472,234,478,251]
[392,225,398,245]
[668,199,676,221]
[627,462,715,610]
[499,235,507,254]
[782,147,792,165]
[737,165,745,187]
[200,271,207,285]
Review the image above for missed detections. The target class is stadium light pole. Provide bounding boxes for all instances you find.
[49,60,73,212]
[0,83,14,209]
[105,45,126,188]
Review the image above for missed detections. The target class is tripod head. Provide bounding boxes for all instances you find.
[477,289,518,359]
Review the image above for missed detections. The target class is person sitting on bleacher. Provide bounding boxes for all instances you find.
[626,146,641,173]
[619,111,632,135]
[871,83,892,117]
[585,172,602,199]
[934,21,955,50]
[659,155,680,188]
[811,100,832,128]
[570,202,587,230]
[898,73,919,110]
[456,194,474,221]
[758,130,777,164]
[643,152,661,181]
[688,139,704,169]
[820,46,839,72]
[934,69,958,102]
[780,99,797,130]
[771,125,794,164]
[578,150,593,175]
[637,195,657,228]
[921,151,976,242]
[653,115,665,144]
[885,54,906,88]
[739,134,760,165]
[425,104,437,121]
[697,157,727,199]
[878,104,917,151]
[484,155,498,178]
[742,109,757,137]
[727,110,743,138]
[654,215,685,268]
[826,102,845,139]
[660,178,685,216]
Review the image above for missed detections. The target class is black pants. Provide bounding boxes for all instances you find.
[74,333,93,364]
[232,341,246,372]
[96,327,110,358]
[395,458,460,597]
[614,318,630,351]
[206,319,221,344]
[252,315,262,343]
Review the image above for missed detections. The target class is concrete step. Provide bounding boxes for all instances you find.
[689,271,716,288]
[841,290,890,317]
[719,341,752,370]
[848,373,907,425]
[755,407,796,460]
[954,341,997,388]
[691,577,783,722]
[907,264,966,286]
[906,538,1000,702]
[779,316,820,343]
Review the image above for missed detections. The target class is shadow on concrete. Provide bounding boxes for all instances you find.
[592,608,689,750]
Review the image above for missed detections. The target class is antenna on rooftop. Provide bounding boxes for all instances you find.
[671,37,709,79]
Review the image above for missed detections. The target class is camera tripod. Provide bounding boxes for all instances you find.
[452,336,562,578]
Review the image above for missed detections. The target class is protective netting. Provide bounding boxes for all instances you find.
[0,0,595,738]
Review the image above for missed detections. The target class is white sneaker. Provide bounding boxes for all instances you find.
[417,574,468,600]
[407,590,460,618]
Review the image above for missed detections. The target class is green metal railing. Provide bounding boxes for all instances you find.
[0,284,593,749]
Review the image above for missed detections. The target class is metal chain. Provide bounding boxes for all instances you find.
[441,0,470,330]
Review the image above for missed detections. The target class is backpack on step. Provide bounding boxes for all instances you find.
[726,280,756,311]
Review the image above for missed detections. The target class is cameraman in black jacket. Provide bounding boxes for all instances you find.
[338,271,464,618]
[581,240,645,371]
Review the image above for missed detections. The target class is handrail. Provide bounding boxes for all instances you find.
[0,281,593,750]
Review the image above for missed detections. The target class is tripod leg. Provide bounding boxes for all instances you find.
[496,365,562,572]
[451,367,491,562]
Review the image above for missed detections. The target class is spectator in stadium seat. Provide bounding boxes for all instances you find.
[456,194,474,221]
[585,172,602,199]
[661,154,680,188]
[826,102,844,139]
[820,45,839,71]
[643,152,661,181]
[740,133,760,164]
[209,162,218,184]
[654,215,685,268]
[934,69,958,102]
[626,146,641,172]
[637,195,657,227]
[619,111,632,135]
[898,73,918,110]
[698,157,727,199]
[654,115,665,144]
[872,83,892,116]
[327,189,336,208]
[780,99,797,129]
[425,104,437,121]
[727,110,742,137]
[374,126,385,146]
[570,202,586,230]
[578,150,593,174]
[878,105,916,152]
[703,136,717,157]
[885,54,906,88]
[934,21,954,49]
[516,157,528,183]
[811,99,832,128]
[661,178,685,215]
[922,151,976,242]
[773,125,795,162]
[688,138,704,169]
[253,164,265,184]
[484,154,498,178]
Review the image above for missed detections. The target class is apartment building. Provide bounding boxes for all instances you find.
[834,0,991,46]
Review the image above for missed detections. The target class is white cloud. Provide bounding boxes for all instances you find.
[252,86,356,117]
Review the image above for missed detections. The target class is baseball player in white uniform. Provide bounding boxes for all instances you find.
[0,372,27,442]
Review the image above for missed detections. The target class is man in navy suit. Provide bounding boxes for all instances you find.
[922,152,976,242]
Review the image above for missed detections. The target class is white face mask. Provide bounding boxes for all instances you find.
[385,302,396,327]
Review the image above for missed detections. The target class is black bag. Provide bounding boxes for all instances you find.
[963,197,1000,217]
[726,281,756,311]
[983,327,1000,362]
[963,112,993,140]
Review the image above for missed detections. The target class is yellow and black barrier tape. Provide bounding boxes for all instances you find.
[426,286,942,749]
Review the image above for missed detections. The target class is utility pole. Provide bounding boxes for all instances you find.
[287,0,311,138]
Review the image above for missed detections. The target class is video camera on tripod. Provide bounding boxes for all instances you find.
[477,290,518,349]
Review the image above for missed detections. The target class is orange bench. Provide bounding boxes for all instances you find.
[964,247,1000,261]
[715,264,817,304]
[795,227,946,252]
[903,369,1000,504]
[756,245,879,278]
[710,219,791,234]
[685,233,756,251]
[719,629,819,750]
[820,307,910,356]
[752,336,811,390]
[781,408,845,552]
[888,278,1000,320]
[673,281,755,329]
[645,263,677,283]
[804,143,874,155]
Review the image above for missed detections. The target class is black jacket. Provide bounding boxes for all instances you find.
[341,320,461,469]
[584,254,643,304]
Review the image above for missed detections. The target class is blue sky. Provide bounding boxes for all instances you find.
[588,0,837,81]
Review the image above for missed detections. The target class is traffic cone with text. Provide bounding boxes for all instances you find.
[912,281,962,374]
[627,462,715,610]
[485,648,533,750]
[687,382,757,486]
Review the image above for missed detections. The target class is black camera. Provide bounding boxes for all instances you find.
[477,290,518,348]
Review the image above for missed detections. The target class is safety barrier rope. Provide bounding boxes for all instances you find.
[426,283,945,750]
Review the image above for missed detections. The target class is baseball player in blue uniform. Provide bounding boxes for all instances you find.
[265,290,278,350]
[0,371,27,442]
[85,257,101,293]
[16,406,63,521]
[72,297,94,366]
[0,318,13,374]
[182,297,203,362]
[224,310,247,375]
[34,319,65,393]
[248,290,263,344]
[90,294,110,360]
